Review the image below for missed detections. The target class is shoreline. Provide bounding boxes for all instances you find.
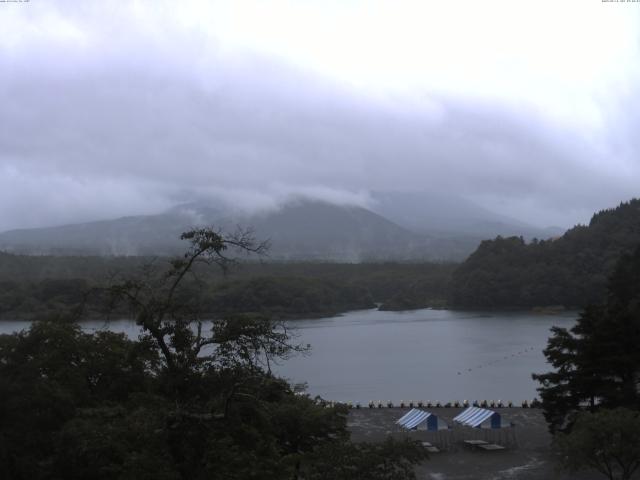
[0,305,582,323]
[348,408,600,480]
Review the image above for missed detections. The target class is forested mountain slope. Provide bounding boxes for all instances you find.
[451,199,640,308]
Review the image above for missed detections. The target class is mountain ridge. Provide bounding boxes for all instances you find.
[0,195,563,261]
[0,200,429,260]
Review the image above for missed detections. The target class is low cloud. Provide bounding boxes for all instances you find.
[0,1,639,231]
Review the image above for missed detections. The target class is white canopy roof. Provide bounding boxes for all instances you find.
[396,408,431,429]
[396,408,449,430]
[453,407,497,428]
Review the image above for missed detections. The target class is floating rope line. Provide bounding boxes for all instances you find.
[456,346,538,376]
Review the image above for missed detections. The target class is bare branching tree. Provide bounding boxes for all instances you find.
[106,226,304,406]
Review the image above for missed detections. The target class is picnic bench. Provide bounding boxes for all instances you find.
[421,441,440,453]
[463,440,488,448]
[463,440,505,451]
[478,443,505,451]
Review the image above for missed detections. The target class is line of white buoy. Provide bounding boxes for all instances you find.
[456,346,538,376]
[315,399,542,409]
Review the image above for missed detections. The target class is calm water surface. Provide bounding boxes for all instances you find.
[1,308,576,403]
[276,308,576,403]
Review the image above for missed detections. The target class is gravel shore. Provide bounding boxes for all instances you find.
[347,408,601,480]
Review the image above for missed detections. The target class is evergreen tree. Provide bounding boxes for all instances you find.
[533,245,640,433]
[452,199,640,308]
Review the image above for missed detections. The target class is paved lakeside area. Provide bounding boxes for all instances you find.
[347,408,602,480]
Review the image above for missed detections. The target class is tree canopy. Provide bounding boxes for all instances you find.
[533,244,640,433]
[452,199,640,308]
[0,228,428,480]
[0,252,453,320]
[555,408,640,480]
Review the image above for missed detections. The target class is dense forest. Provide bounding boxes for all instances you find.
[3,198,640,318]
[0,253,454,320]
[451,199,640,308]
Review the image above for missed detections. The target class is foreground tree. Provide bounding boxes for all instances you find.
[0,228,427,480]
[302,437,427,480]
[0,320,162,480]
[533,245,640,433]
[555,408,640,480]
[107,228,273,386]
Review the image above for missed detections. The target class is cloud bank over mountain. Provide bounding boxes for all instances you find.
[1,0,639,231]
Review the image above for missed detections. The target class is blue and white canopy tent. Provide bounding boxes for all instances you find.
[395,409,453,449]
[453,407,504,429]
[452,407,517,446]
[396,408,448,431]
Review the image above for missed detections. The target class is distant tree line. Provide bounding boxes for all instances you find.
[0,255,455,320]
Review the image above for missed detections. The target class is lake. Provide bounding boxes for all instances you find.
[276,308,576,404]
[0,308,576,404]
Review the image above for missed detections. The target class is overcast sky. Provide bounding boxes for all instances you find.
[1,0,639,231]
